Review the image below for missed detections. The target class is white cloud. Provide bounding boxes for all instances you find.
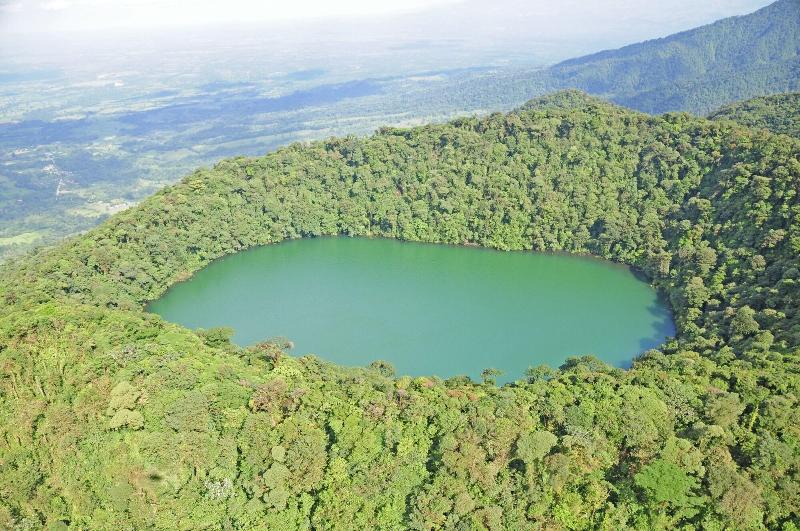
[2,0,465,32]
[39,0,72,10]
[0,0,773,46]
[0,1,24,13]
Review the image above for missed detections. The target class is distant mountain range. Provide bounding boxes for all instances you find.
[545,0,800,114]
[451,0,800,115]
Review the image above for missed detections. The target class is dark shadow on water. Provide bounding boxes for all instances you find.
[629,266,652,284]
[637,299,676,354]
[624,266,677,356]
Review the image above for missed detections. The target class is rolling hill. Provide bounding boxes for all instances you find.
[545,0,800,114]
[447,0,800,115]
[710,92,800,137]
[2,1,799,261]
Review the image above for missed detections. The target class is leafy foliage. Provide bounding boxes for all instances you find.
[1,91,799,529]
[710,92,800,138]
[4,2,799,264]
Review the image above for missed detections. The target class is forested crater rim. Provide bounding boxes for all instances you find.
[0,91,798,529]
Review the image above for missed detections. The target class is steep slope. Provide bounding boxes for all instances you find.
[709,92,800,137]
[0,92,799,529]
[545,0,800,114]
[2,2,797,266]
[444,0,800,115]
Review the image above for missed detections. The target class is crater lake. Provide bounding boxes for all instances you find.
[148,237,675,383]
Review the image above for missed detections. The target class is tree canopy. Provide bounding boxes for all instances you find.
[0,91,799,529]
[710,92,800,138]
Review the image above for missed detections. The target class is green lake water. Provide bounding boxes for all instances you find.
[148,237,674,383]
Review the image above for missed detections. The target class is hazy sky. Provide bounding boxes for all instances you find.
[0,0,773,34]
[0,0,776,73]
[0,0,463,31]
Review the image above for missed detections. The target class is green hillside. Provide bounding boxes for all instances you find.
[447,0,800,116]
[546,0,800,114]
[2,2,798,265]
[1,92,799,529]
[710,92,800,137]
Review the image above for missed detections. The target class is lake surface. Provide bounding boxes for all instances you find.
[149,237,674,383]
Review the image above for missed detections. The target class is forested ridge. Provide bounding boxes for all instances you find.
[542,0,800,115]
[439,0,800,116]
[3,1,799,264]
[710,93,800,138]
[1,90,800,529]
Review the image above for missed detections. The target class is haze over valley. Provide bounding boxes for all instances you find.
[0,0,780,257]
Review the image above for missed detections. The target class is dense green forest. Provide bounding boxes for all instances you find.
[710,93,800,138]
[1,90,800,529]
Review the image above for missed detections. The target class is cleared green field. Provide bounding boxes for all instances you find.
[0,231,42,247]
